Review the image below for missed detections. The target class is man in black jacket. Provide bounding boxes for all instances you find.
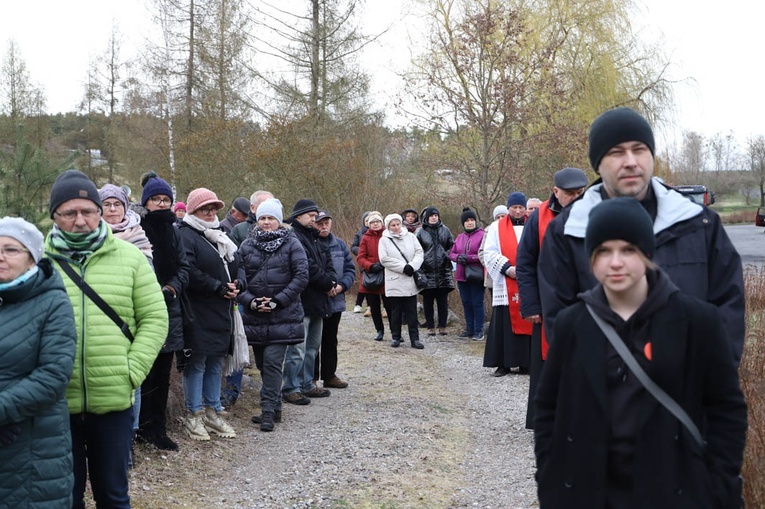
[538,107,745,365]
[282,199,337,405]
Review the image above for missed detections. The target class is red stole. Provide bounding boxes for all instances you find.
[537,200,556,359]
[498,216,532,335]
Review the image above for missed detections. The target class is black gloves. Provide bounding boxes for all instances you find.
[0,423,21,447]
[457,254,468,265]
[403,264,414,276]
[369,262,384,273]
[217,284,230,297]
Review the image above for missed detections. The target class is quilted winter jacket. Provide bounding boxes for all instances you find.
[238,229,309,346]
[415,222,455,290]
[46,228,168,415]
[319,233,356,314]
[0,260,77,509]
[378,229,424,297]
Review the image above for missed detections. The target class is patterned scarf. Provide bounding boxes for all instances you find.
[251,227,289,253]
[48,220,109,262]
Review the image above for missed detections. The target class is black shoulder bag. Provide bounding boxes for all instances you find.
[57,259,135,342]
[387,238,427,289]
[585,304,703,448]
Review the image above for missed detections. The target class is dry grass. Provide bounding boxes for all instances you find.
[741,265,765,507]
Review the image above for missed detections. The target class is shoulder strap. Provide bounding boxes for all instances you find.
[387,237,409,263]
[585,304,704,448]
[57,259,135,342]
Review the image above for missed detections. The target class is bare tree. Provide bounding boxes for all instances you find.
[746,135,765,206]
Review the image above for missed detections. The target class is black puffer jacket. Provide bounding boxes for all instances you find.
[285,219,337,318]
[238,228,309,346]
[416,222,455,290]
[178,223,245,356]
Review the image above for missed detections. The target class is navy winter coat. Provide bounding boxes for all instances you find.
[238,228,308,346]
[319,233,356,314]
[0,260,77,509]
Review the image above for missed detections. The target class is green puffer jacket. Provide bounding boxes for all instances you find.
[0,260,77,509]
[46,229,168,415]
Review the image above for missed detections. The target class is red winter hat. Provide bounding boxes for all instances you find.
[186,188,224,214]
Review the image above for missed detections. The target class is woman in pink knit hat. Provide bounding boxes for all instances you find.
[177,188,244,441]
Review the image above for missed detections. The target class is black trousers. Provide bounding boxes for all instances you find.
[139,351,174,432]
[366,293,391,333]
[421,288,450,328]
[387,295,420,341]
[315,311,342,381]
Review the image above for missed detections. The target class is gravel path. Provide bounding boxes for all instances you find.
[130,309,538,508]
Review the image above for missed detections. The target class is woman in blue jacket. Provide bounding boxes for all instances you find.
[0,217,77,509]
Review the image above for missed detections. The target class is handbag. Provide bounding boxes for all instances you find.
[57,259,135,342]
[464,264,484,284]
[585,304,705,448]
[387,238,427,289]
[362,269,385,291]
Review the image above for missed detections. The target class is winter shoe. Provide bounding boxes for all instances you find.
[202,407,236,438]
[323,376,349,389]
[427,328,436,336]
[353,305,363,313]
[184,411,211,441]
[254,411,275,432]
[472,332,484,341]
[283,392,311,405]
[374,330,384,341]
[458,330,473,338]
[411,338,424,349]
[304,387,331,398]
[363,308,372,317]
[252,410,282,424]
[439,327,448,335]
[492,367,510,377]
[390,337,401,348]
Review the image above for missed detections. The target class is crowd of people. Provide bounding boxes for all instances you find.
[0,106,748,508]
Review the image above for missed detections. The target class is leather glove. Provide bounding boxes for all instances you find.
[403,264,414,276]
[456,254,468,265]
[0,423,21,447]
[369,262,384,273]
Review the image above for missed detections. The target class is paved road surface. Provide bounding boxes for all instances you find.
[725,224,765,266]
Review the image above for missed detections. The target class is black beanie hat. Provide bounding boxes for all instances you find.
[291,198,319,218]
[49,170,102,218]
[585,198,655,259]
[460,207,477,225]
[588,107,655,173]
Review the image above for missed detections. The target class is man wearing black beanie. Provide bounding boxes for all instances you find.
[537,107,745,366]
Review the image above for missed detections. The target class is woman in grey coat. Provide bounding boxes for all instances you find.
[0,217,77,509]
[238,199,309,431]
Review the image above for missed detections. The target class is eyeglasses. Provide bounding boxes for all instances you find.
[197,206,219,214]
[0,246,29,258]
[102,200,124,210]
[150,196,172,206]
[54,209,101,221]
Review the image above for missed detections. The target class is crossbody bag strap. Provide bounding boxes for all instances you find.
[585,304,704,448]
[57,259,135,342]
[387,237,409,263]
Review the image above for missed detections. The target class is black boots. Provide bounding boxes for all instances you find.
[411,338,424,349]
[390,337,401,348]
[374,330,384,341]
[251,410,281,432]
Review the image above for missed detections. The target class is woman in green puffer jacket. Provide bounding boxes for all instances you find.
[0,217,77,509]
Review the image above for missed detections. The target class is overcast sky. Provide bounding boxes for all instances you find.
[1,0,762,149]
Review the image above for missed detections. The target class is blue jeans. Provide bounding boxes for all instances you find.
[283,315,323,394]
[458,281,486,334]
[182,353,225,413]
[71,408,133,509]
[221,369,243,407]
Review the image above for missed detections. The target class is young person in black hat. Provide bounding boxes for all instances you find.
[534,197,747,509]
[538,107,745,366]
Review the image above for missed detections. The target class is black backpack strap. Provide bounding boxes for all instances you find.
[57,259,135,342]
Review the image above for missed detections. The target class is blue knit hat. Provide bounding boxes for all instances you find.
[141,175,174,206]
[507,192,526,208]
